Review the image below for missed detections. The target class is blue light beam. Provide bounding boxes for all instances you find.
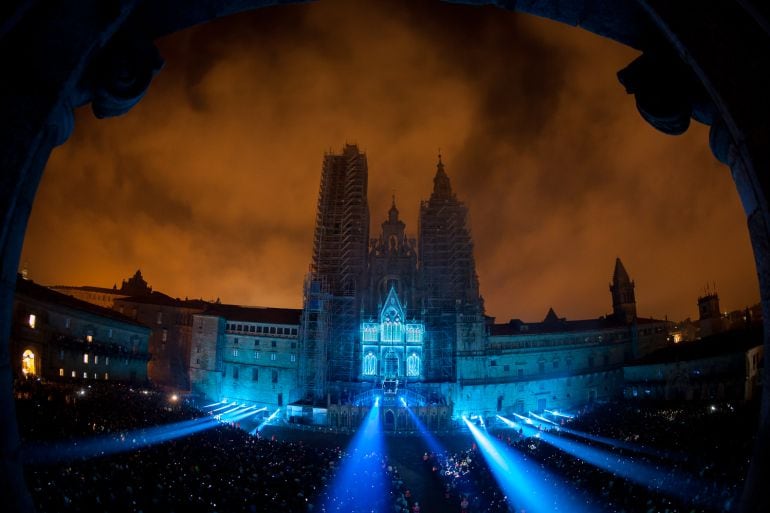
[322,401,386,513]
[463,417,592,513]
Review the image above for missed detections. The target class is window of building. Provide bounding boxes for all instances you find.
[257,326,263,333]
[94,373,98,379]
[156,312,163,325]
[233,349,239,357]
[108,328,113,339]
[271,369,278,384]
[291,328,298,336]
[59,349,64,360]
[503,364,510,372]
[222,367,226,378]
[59,368,64,377]
[517,368,524,378]
[290,354,296,362]
[255,351,261,359]
[65,317,71,329]
[270,352,277,361]
[197,345,201,353]
[162,329,168,342]
[254,339,260,346]
[363,352,377,376]
[195,358,200,365]
[270,327,277,334]
[28,314,36,329]
[86,331,93,343]
[83,372,87,379]
[237,324,243,331]
[71,370,76,378]
[271,340,277,348]
[233,366,239,380]
[249,325,255,333]
[83,354,89,364]
[490,359,497,367]
[252,368,259,381]
[105,356,110,366]
[277,328,283,335]
[104,373,109,380]
[406,353,420,377]
[233,337,239,345]
[94,355,99,365]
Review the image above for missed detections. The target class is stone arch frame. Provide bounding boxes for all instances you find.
[0,1,769,512]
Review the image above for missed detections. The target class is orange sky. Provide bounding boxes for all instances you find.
[21,0,759,322]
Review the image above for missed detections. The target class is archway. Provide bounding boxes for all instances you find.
[0,2,769,513]
[20,350,35,378]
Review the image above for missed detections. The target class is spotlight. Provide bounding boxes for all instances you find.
[399,396,407,407]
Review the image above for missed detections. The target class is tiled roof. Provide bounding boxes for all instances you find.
[202,304,302,325]
[629,327,763,365]
[16,277,146,328]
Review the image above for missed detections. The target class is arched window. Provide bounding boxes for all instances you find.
[406,352,420,377]
[384,350,399,377]
[363,352,377,376]
[21,349,36,377]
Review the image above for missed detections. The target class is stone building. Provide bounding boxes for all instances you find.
[113,293,208,390]
[296,145,669,426]
[11,276,150,383]
[623,327,763,402]
[189,304,302,410]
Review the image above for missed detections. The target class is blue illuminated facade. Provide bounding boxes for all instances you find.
[360,287,424,381]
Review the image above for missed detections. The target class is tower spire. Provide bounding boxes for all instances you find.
[432,151,452,199]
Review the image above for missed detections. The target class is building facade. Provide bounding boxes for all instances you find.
[189,305,302,410]
[296,145,671,426]
[11,276,151,383]
[113,293,208,390]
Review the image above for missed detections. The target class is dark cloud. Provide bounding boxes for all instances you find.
[21,0,758,321]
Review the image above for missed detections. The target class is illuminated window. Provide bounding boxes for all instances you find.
[83,372,87,379]
[162,329,168,342]
[362,324,379,342]
[156,312,163,325]
[93,373,98,379]
[270,352,277,361]
[290,354,296,362]
[94,355,99,365]
[65,318,71,329]
[86,333,93,343]
[108,328,113,339]
[363,352,377,376]
[27,314,36,329]
[406,353,420,377]
[104,373,109,380]
[105,356,110,366]
[233,349,239,357]
[83,353,89,364]
[71,371,76,378]
[59,368,64,377]
[255,351,261,360]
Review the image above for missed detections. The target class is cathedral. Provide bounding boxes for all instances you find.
[294,144,668,426]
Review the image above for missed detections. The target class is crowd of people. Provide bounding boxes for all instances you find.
[13,379,757,513]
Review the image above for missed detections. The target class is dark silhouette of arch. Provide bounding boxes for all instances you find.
[1,2,769,512]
